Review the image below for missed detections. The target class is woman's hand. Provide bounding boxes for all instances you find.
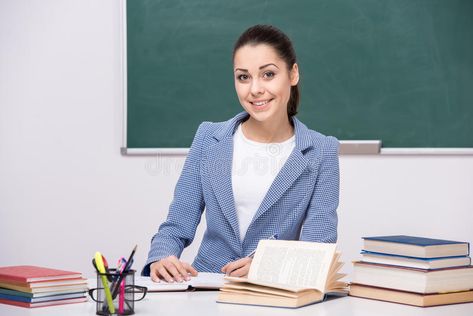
[221,257,252,277]
[150,256,198,283]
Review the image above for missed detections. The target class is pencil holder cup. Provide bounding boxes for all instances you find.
[88,269,147,315]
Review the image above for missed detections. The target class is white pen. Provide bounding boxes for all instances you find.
[247,234,279,258]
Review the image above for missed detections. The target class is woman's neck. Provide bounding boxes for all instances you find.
[241,115,294,143]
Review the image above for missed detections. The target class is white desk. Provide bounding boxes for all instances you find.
[0,292,471,316]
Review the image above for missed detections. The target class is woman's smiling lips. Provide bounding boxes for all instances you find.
[249,98,274,105]
[248,98,274,111]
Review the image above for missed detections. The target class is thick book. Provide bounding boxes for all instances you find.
[136,272,225,292]
[360,251,471,269]
[0,291,86,303]
[362,236,470,258]
[0,283,89,294]
[0,265,82,283]
[0,277,88,289]
[0,288,86,298]
[0,296,87,308]
[217,240,348,308]
[352,261,473,294]
[349,283,473,307]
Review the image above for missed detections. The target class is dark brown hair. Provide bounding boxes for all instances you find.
[233,25,300,117]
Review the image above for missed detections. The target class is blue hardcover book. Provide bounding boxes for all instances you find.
[362,235,470,259]
[360,250,471,269]
[0,292,86,303]
[0,288,33,298]
[0,288,86,298]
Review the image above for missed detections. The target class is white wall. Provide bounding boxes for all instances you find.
[1,0,472,277]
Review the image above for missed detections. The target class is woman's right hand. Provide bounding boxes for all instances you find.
[149,256,198,283]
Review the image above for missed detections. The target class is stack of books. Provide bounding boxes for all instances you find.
[350,235,473,307]
[0,265,88,308]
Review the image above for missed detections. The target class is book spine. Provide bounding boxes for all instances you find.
[0,276,27,283]
[360,250,470,261]
[0,298,31,308]
[0,294,32,303]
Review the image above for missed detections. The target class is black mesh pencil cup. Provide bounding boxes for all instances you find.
[89,269,147,315]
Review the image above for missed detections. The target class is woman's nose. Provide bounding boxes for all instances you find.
[250,79,264,96]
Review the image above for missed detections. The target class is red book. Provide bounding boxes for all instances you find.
[0,266,82,283]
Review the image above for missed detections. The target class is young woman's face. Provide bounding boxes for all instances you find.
[233,44,299,125]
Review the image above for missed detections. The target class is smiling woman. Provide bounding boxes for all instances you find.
[233,43,298,142]
[143,25,340,283]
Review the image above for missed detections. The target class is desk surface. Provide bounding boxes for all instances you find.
[0,291,472,316]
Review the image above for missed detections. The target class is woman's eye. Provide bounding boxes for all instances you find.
[237,74,249,81]
[263,71,275,79]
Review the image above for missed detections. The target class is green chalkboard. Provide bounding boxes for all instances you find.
[127,0,473,148]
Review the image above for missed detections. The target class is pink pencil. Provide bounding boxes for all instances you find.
[118,280,125,313]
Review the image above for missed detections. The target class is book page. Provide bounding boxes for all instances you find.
[248,240,336,291]
[135,277,188,292]
[136,272,225,292]
[188,272,225,288]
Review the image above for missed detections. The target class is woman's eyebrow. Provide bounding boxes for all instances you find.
[259,63,279,70]
[234,63,280,72]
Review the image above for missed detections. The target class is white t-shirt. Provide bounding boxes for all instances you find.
[232,123,296,241]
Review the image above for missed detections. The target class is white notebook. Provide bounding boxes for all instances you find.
[136,272,226,292]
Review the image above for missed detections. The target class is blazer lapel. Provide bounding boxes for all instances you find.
[251,150,309,222]
[206,112,248,241]
[207,137,240,240]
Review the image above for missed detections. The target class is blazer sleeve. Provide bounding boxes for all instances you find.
[142,122,209,276]
[299,136,339,243]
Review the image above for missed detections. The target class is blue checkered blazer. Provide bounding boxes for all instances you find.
[142,112,339,275]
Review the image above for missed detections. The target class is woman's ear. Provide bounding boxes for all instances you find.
[290,63,300,86]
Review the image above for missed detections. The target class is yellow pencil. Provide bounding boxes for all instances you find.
[94,252,115,314]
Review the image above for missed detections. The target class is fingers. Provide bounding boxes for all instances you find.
[150,262,161,283]
[157,262,175,283]
[221,263,229,273]
[150,256,197,283]
[182,262,198,276]
[222,259,242,274]
[222,257,252,276]
[162,258,184,282]
[221,261,237,275]
[228,264,250,277]
[167,257,198,280]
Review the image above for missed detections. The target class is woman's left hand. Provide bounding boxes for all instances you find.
[221,257,252,277]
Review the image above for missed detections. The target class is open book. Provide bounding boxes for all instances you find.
[136,272,225,292]
[217,240,348,308]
